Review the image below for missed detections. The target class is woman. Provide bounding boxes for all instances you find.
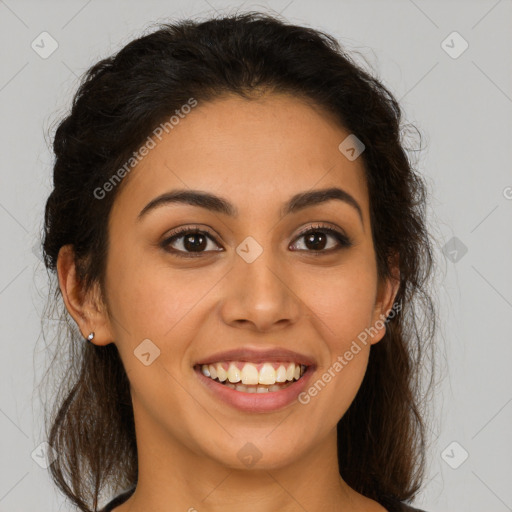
[41,11,436,512]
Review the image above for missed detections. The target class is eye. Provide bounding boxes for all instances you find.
[290,223,353,254]
[160,223,353,258]
[160,226,222,258]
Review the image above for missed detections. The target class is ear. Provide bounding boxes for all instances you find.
[369,253,401,345]
[56,244,114,346]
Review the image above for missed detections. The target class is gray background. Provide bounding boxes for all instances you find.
[1,0,511,511]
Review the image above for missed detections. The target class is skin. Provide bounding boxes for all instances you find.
[57,92,399,512]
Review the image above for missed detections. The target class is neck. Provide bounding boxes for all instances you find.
[116,402,372,512]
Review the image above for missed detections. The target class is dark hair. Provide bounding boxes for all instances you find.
[40,10,437,511]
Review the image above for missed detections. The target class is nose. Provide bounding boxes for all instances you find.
[218,249,302,332]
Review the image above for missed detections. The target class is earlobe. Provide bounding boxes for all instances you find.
[56,245,113,345]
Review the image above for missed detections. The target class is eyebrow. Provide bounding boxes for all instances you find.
[137,186,364,225]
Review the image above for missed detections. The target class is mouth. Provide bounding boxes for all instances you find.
[194,361,307,393]
[193,350,316,413]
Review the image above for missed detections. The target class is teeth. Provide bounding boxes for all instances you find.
[199,361,307,389]
[276,365,287,382]
[227,362,241,383]
[258,363,276,385]
[216,381,294,393]
[241,363,259,385]
[216,365,228,382]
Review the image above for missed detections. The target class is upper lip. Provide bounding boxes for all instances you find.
[194,347,316,367]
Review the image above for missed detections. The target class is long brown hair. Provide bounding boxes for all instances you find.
[39,11,437,511]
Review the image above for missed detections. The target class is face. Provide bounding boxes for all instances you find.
[89,93,398,472]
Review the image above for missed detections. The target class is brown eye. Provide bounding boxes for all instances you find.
[161,227,222,258]
[290,224,353,253]
[160,223,352,259]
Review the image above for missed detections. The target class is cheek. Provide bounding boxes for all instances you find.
[105,255,228,382]
[106,248,208,339]
[299,262,378,347]
[295,268,377,424]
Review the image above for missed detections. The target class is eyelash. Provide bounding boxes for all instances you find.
[160,223,353,258]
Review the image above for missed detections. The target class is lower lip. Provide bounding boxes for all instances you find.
[194,365,315,413]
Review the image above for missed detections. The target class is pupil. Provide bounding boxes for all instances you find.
[305,232,326,250]
[184,233,207,252]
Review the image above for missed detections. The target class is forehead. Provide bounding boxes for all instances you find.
[112,93,369,221]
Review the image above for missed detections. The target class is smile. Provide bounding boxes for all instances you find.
[194,361,314,412]
[199,361,307,393]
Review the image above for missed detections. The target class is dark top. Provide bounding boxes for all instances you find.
[99,487,426,512]
[99,487,134,512]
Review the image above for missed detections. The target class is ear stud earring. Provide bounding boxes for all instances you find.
[86,332,95,342]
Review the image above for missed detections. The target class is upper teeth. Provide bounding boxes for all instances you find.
[200,362,306,385]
